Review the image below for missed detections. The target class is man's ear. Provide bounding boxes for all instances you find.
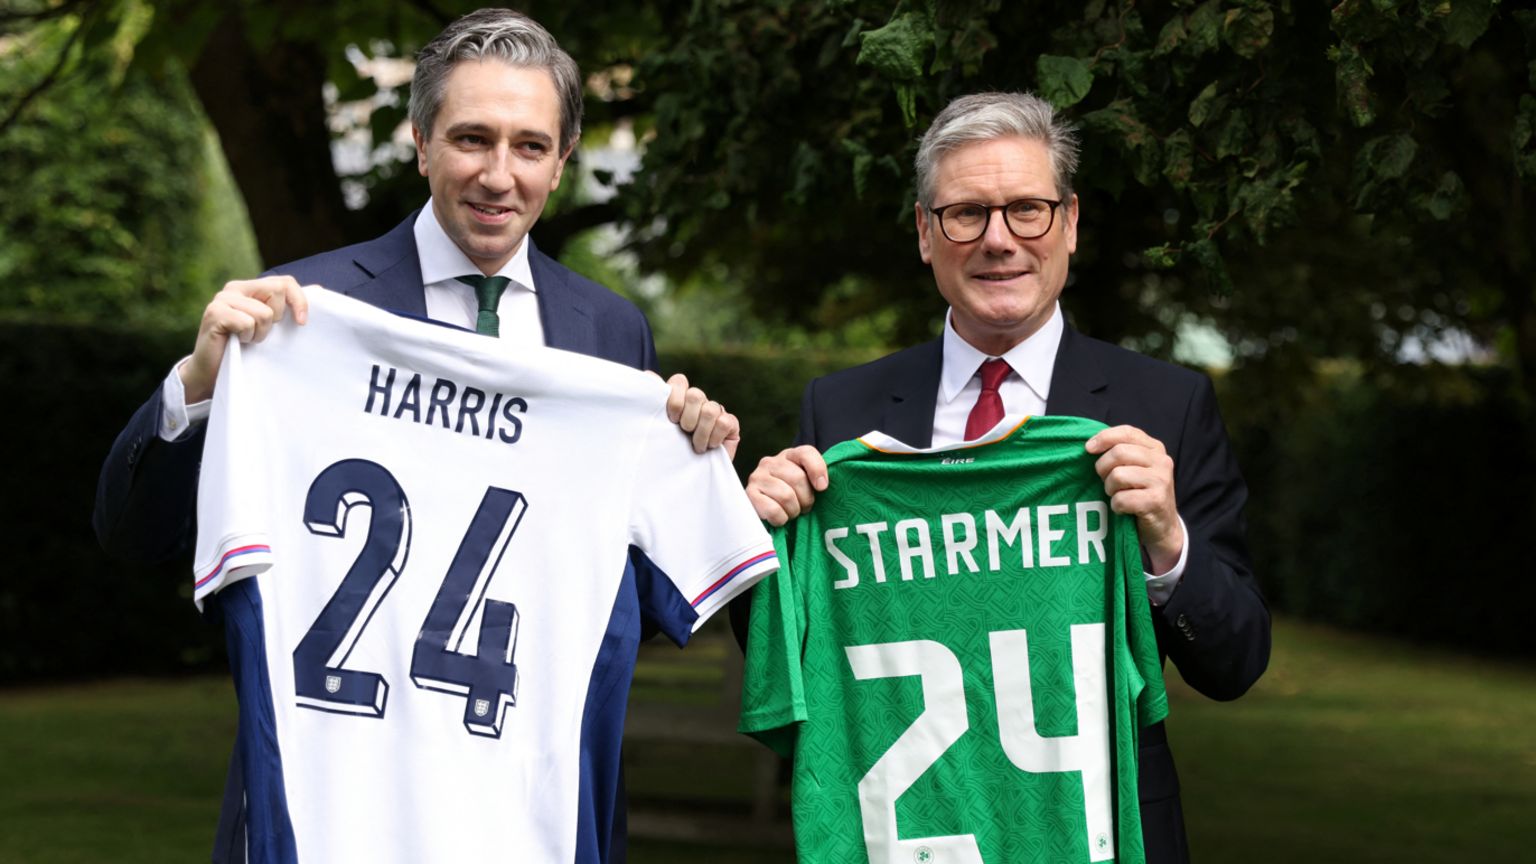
[550,137,579,190]
[916,202,934,264]
[413,125,429,176]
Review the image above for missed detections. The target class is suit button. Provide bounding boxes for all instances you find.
[1175,613,1195,641]
[127,438,142,468]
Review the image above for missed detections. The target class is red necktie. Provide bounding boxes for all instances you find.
[964,358,1012,440]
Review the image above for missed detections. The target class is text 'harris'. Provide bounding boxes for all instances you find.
[363,364,527,444]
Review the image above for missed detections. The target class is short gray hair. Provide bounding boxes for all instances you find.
[914,92,1080,207]
[409,8,583,154]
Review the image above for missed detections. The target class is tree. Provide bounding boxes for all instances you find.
[4,0,1533,390]
[0,1,258,325]
[625,0,1535,384]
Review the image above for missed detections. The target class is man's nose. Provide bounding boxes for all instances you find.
[479,145,514,193]
[979,207,1017,253]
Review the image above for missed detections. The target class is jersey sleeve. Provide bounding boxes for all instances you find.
[191,339,274,608]
[737,524,806,758]
[627,413,778,635]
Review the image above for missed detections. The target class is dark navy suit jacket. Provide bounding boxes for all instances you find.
[756,324,1271,864]
[92,213,657,864]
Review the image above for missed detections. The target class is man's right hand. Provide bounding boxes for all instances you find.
[181,277,311,403]
[745,445,829,526]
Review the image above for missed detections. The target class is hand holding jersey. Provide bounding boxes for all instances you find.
[749,423,1188,582]
[179,276,312,404]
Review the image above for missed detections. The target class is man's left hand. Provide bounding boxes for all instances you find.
[1085,425,1184,573]
[656,372,741,461]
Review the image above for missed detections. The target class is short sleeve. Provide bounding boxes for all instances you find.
[737,525,807,758]
[191,339,274,608]
[627,415,777,632]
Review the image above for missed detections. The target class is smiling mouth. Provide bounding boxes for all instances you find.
[974,271,1029,281]
[469,203,512,216]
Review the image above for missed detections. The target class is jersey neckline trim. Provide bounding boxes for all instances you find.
[857,415,1032,455]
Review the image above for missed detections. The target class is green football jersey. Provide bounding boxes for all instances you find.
[740,415,1168,864]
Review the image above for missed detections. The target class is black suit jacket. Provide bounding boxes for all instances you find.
[783,325,1271,864]
[92,213,656,864]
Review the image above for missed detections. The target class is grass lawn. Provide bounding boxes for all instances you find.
[1,618,1532,862]
[1165,618,1536,861]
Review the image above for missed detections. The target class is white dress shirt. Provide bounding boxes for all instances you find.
[933,303,1187,604]
[160,200,544,439]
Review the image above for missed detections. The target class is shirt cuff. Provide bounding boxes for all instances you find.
[159,357,210,441]
[1143,515,1189,607]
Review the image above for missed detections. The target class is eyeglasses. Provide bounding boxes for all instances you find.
[928,198,1064,243]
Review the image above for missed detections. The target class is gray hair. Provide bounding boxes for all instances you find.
[409,8,583,154]
[914,92,1080,207]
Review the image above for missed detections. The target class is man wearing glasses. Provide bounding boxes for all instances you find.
[742,91,1271,864]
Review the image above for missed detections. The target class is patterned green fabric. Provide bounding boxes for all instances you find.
[740,415,1168,864]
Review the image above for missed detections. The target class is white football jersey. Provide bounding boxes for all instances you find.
[192,287,776,864]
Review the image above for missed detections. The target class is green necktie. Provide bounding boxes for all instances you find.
[456,274,512,336]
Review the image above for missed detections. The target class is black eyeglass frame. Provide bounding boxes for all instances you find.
[927,197,1065,243]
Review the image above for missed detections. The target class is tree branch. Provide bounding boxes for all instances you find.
[0,1,95,138]
[0,0,92,27]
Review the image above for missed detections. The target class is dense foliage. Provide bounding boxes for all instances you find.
[6,1,1531,380]
[0,13,258,325]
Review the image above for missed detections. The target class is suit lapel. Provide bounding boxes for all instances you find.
[1045,325,1112,424]
[878,340,943,448]
[527,240,596,355]
[345,214,429,317]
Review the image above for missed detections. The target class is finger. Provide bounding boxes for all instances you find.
[219,295,280,343]
[678,387,708,433]
[1102,463,1172,497]
[664,373,689,423]
[690,401,723,453]
[753,453,819,512]
[746,467,802,517]
[707,410,739,450]
[784,445,830,491]
[287,281,311,325]
[1085,424,1161,455]
[746,485,792,526]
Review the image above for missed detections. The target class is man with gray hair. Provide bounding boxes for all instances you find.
[95,8,734,863]
[742,91,1271,863]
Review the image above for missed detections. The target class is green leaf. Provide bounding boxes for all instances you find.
[1215,110,1252,159]
[1416,171,1467,220]
[1163,128,1195,189]
[1036,54,1094,108]
[1187,0,1224,56]
[1153,16,1188,57]
[1142,243,1180,269]
[840,138,875,199]
[1443,0,1495,49]
[1222,6,1275,59]
[1188,81,1221,128]
[1333,43,1376,127]
[856,12,931,82]
[1186,236,1233,294]
[895,81,918,129]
